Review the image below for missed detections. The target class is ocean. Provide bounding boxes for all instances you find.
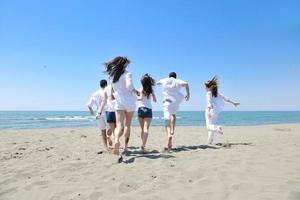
[0,111,300,130]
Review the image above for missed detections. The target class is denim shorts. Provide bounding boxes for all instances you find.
[105,111,116,123]
[138,107,153,119]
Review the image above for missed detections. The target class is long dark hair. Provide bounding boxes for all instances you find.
[141,73,155,98]
[104,56,130,83]
[205,76,218,97]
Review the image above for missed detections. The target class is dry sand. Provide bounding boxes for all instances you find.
[1,124,300,200]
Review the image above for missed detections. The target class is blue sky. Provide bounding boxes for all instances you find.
[0,0,299,111]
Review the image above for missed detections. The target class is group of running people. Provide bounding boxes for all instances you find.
[87,56,240,162]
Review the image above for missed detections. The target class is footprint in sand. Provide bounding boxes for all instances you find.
[89,192,103,200]
[118,182,139,193]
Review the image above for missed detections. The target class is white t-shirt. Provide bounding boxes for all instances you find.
[112,70,137,106]
[157,77,187,103]
[206,91,228,113]
[87,89,105,113]
[138,89,153,109]
[104,85,116,112]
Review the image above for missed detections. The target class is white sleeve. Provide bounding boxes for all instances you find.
[87,96,95,108]
[125,72,135,91]
[156,78,165,85]
[177,79,187,86]
[206,91,213,108]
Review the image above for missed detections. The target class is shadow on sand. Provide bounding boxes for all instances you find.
[121,142,253,164]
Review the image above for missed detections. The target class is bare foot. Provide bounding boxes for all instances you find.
[168,136,173,150]
[113,141,120,155]
[217,126,223,135]
[140,146,145,154]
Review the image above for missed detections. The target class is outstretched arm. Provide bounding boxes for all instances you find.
[221,95,240,107]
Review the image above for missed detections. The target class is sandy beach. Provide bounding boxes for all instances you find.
[1,124,300,200]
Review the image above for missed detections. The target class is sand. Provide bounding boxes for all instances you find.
[1,124,300,200]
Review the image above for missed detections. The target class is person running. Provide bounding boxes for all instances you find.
[157,72,190,151]
[204,76,240,145]
[137,74,157,153]
[97,83,116,147]
[104,56,139,161]
[87,80,112,150]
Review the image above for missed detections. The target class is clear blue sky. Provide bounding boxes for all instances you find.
[0,0,299,111]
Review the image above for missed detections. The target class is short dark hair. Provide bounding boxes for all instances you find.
[100,79,107,89]
[169,72,177,79]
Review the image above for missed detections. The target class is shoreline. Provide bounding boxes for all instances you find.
[1,123,300,132]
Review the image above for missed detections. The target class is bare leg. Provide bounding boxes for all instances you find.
[142,118,152,149]
[108,122,116,143]
[169,114,176,149]
[101,129,108,150]
[114,111,125,155]
[124,112,134,152]
[138,117,145,151]
[106,129,113,147]
[165,119,172,150]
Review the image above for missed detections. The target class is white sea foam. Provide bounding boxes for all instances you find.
[46,116,94,121]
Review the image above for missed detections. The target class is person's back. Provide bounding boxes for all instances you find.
[160,77,186,103]
[104,84,116,112]
[87,89,104,112]
[112,70,136,105]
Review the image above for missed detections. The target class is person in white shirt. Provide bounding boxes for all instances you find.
[104,56,139,161]
[137,74,157,153]
[204,76,240,145]
[87,80,112,150]
[157,72,190,151]
[98,84,117,144]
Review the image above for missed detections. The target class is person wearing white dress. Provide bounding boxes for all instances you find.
[137,74,157,153]
[104,56,139,161]
[204,76,240,145]
[87,80,112,150]
[157,72,190,151]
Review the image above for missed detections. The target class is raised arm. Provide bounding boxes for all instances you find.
[156,79,163,85]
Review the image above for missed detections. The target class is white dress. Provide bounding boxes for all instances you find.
[112,70,137,112]
[205,91,228,144]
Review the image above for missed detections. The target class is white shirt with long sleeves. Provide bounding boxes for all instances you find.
[157,77,186,103]
[206,91,228,114]
[104,85,116,112]
[112,70,137,108]
[87,89,105,113]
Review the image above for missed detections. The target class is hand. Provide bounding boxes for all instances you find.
[234,102,240,107]
[185,94,190,101]
[96,115,102,120]
[136,90,140,96]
